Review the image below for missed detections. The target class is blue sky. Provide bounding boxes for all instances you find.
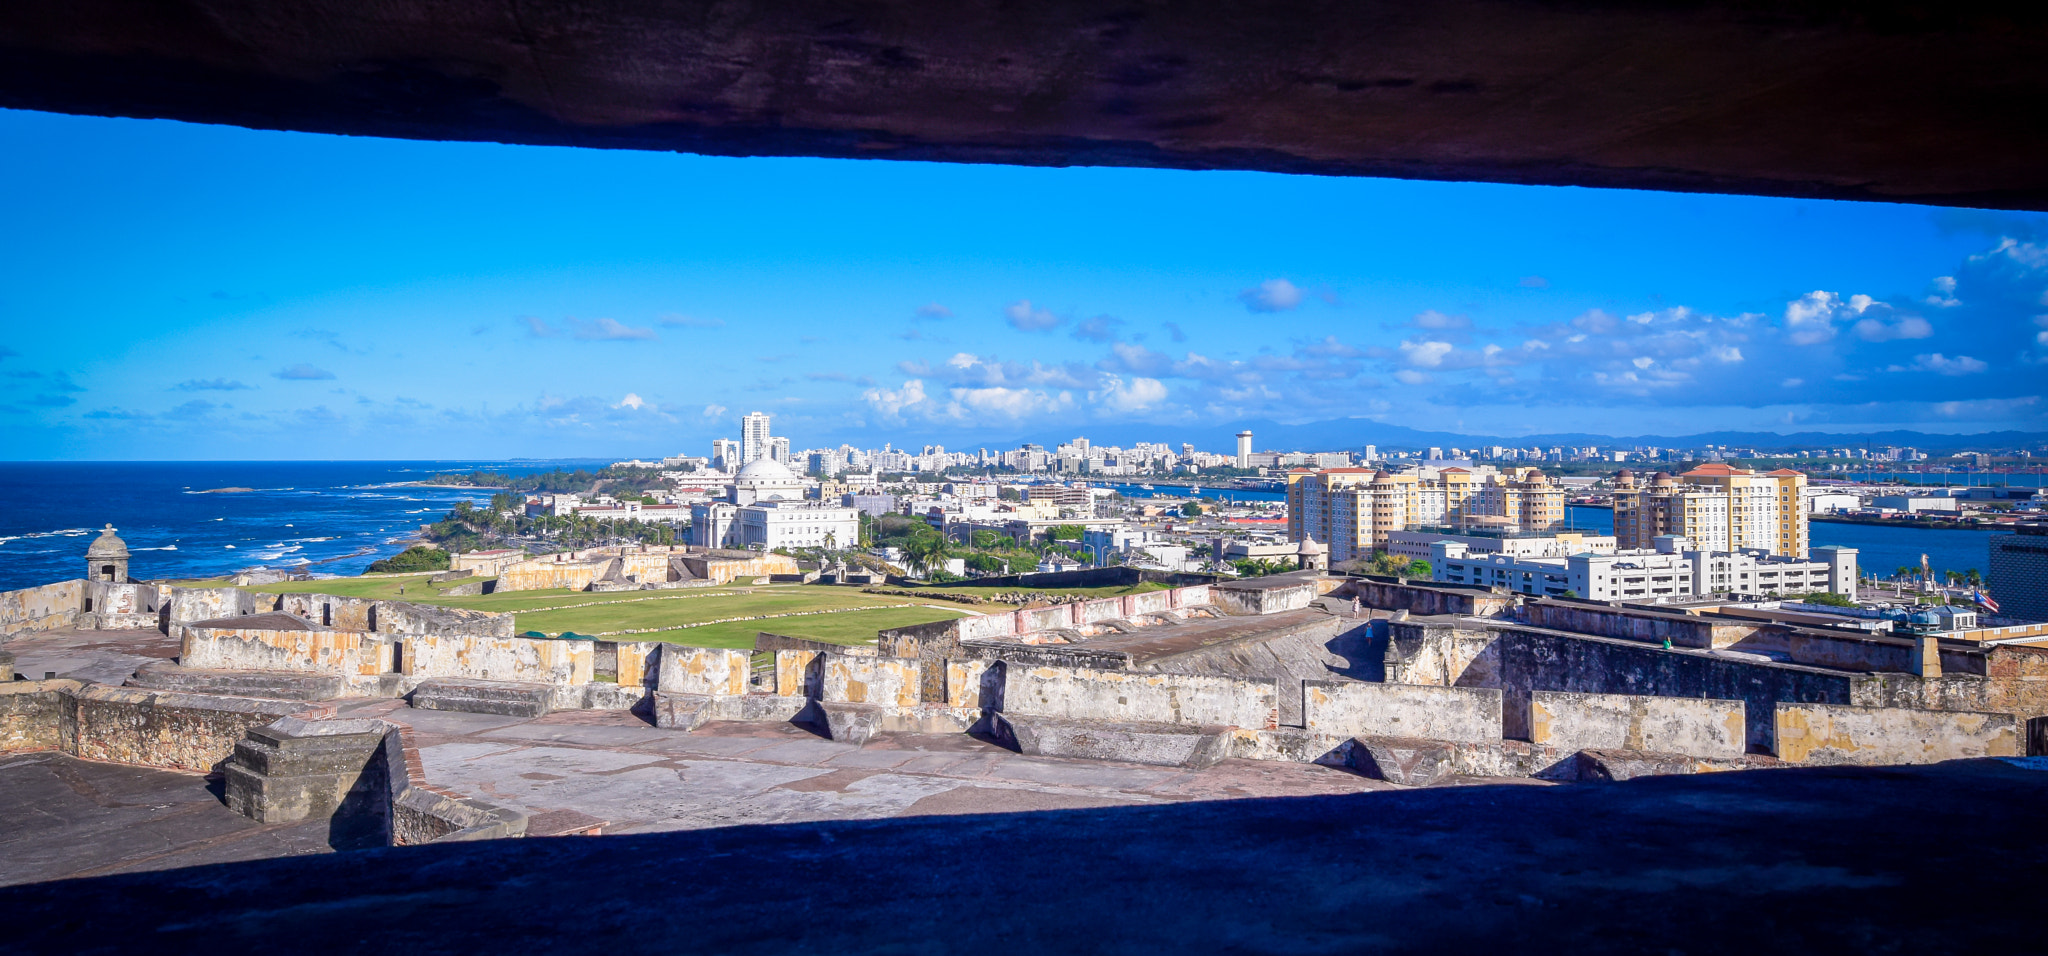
[2,106,2045,460]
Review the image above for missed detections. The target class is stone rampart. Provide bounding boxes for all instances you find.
[1003,665,1277,730]
[657,645,749,697]
[182,623,391,677]
[376,601,513,638]
[820,654,920,709]
[1212,578,1319,616]
[1774,702,2020,765]
[0,679,80,752]
[81,581,161,630]
[68,684,326,772]
[1529,690,1745,758]
[165,586,259,631]
[401,633,591,687]
[1341,577,1514,617]
[1302,680,1502,744]
[496,559,612,592]
[277,592,376,631]
[0,580,83,637]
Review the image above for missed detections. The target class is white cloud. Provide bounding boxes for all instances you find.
[1900,353,1988,376]
[701,403,726,418]
[1852,314,1933,342]
[614,393,647,410]
[1393,369,1431,385]
[1239,278,1303,313]
[1783,291,1871,345]
[1399,340,1454,368]
[569,317,658,341]
[1004,299,1060,331]
[1092,375,1167,412]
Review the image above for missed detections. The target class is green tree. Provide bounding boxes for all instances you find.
[1048,524,1085,541]
[367,546,450,573]
[1180,501,1203,517]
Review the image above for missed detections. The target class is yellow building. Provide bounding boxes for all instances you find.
[1288,466,1567,563]
[1612,465,1807,557]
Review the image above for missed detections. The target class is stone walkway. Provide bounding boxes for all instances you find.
[330,698,1396,834]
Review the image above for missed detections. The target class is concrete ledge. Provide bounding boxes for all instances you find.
[818,701,884,744]
[128,661,345,701]
[1349,735,1458,786]
[410,678,553,718]
[996,713,1231,768]
[223,716,396,834]
[393,787,528,844]
[578,681,651,711]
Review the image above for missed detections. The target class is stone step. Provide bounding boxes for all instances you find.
[128,661,344,701]
[411,678,554,717]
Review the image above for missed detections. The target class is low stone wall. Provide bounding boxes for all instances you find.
[1774,702,2020,765]
[0,679,80,752]
[1003,665,1278,730]
[0,580,83,637]
[657,646,749,697]
[277,593,376,631]
[182,623,391,677]
[1212,578,1319,616]
[376,601,514,638]
[401,633,591,687]
[1518,600,1743,650]
[1342,577,1514,618]
[81,581,162,630]
[1302,680,1502,744]
[165,586,259,631]
[68,684,326,773]
[821,655,920,709]
[1529,690,1745,758]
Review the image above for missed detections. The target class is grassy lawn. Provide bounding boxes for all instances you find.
[629,606,972,648]
[511,590,974,636]
[888,582,1171,601]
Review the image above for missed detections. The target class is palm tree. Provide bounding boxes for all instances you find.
[903,532,951,578]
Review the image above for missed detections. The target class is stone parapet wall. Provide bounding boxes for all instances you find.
[182,624,391,676]
[68,684,327,773]
[1003,665,1278,730]
[821,655,920,709]
[657,646,749,697]
[401,633,591,687]
[1303,680,1502,744]
[1341,577,1513,618]
[0,679,81,753]
[164,586,258,631]
[1775,702,2020,765]
[1530,690,1745,758]
[0,580,84,638]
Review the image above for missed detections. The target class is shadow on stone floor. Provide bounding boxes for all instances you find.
[0,758,2042,953]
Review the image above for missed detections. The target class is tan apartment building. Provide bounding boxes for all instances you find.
[1288,466,1566,563]
[1612,464,1807,557]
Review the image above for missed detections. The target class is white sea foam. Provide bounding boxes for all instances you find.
[134,545,179,551]
[0,528,93,544]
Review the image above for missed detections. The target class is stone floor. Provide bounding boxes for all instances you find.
[328,698,1396,834]
[0,751,333,887]
[5,626,180,686]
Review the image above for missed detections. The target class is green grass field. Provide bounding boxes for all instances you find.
[187,573,982,648]
[891,582,1170,601]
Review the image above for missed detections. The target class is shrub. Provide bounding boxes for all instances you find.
[367,546,450,573]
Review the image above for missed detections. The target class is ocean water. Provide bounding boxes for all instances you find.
[0,461,606,592]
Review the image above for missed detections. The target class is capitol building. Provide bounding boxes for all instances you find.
[690,455,859,551]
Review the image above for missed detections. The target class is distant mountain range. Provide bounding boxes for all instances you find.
[817,418,2048,457]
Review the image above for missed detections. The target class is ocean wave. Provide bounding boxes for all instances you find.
[0,528,93,544]
[294,536,336,543]
[134,545,179,551]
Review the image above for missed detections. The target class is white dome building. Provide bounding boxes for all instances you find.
[731,457,809,505]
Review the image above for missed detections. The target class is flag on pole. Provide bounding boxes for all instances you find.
[1975,589,2001,614]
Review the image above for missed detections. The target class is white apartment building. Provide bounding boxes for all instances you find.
[1430,538,1857,602]
[741,411,773,464]
[1386,528,1616,562]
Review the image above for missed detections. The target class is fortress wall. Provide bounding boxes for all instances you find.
[0,679,79,753]
[496,560,606,592]
[1303,680,1502,744]
[400,634,591,686]
[182,625,390,676]
[615,642,661,689]
[0,580,85,637]
[1341,578,1513,617]
[1775,702,2019,765]
[820,655,920,709]
[1213,580,1318,616]
[166,586,259,630]
[775,649,821,698]
[376,601,513,638]
[944,658,993,709]
[1530,690,1745,758]
[1003,665,1278,730]
[276,593,376,631]
[657,646,749,697]
[68,684,326,773]
[82,581,162,629]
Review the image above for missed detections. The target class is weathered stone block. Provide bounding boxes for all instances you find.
[1774,702,2021,765]
[818,701,884,743]
[129,661,345,701]
[996,713,1231,768]
[70,685,323,773]
[410,678,552,717]
[1565,749,1701,782]
[223,716,394,841]
[1303,680,1502,744]
[1530,690,1744,759]
[651,692,716,730]
[1348,735,1457,786]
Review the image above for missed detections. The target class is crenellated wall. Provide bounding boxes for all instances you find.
[401,633,591,686]
[182,623,392,676]
[1003,665,1278,730]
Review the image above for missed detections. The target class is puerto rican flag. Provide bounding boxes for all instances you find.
[1974,589,2001,614]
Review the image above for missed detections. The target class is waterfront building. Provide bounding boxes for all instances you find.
[1989,523,2048,622]
[1430,537,1855,602]
[1612,464,1807,557]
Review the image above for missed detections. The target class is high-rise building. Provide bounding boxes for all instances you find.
[1989,523,2048,622]
[1612,464,1807,557]
[741,411,772,464]
[770,436,791,464]
[711,438,740,471]
[1235,431,1253,469]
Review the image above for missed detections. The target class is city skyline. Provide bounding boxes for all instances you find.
[5,107,2048,460]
